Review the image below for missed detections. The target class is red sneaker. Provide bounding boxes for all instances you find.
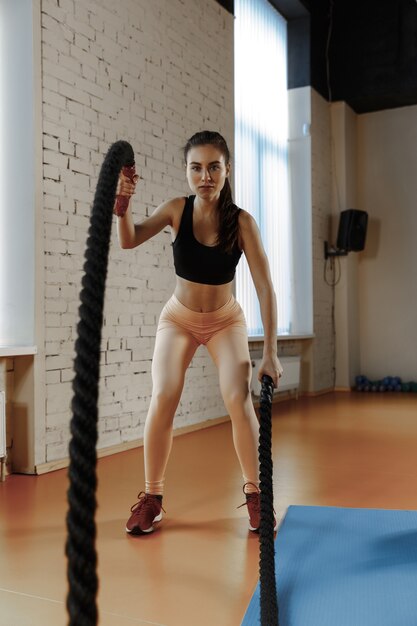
[238,483,278,533]
[126,492,164,535]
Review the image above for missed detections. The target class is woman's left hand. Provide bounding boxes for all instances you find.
[258,355,284,389]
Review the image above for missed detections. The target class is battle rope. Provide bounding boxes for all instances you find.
[259,374,279,625]
[65,139,279,626]
[66,140,134,626]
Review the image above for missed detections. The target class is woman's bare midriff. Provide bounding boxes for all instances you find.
[174,276,234,312]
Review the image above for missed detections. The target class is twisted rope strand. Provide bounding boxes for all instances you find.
[259,375,279,625]
[66,141,135,626]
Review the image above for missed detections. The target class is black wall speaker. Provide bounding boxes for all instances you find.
[336,209,368,252]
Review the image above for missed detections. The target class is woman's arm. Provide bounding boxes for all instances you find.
[115,171,181,249]
[239,210,283,386]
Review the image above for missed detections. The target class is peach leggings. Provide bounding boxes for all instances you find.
[143,294,260,494]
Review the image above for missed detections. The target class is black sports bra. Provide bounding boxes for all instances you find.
[172,195,243,285]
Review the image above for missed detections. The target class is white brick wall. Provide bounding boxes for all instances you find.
[41,0,234,462]
[310,90,335,391]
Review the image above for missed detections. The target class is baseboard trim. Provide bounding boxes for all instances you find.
[301,387,335,397]
[35,413,231,475]
[35,391,311,475]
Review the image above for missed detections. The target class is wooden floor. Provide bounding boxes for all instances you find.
[1,391,417,626]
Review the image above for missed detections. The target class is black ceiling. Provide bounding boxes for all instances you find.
[308,0,417,113]
[215,0,417,113]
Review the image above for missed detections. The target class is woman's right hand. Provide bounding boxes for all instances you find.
[113,168,140,217]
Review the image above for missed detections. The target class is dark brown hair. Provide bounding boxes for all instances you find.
[183,131,240,254]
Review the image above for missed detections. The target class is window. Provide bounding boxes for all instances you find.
[0,0,35,347]
[234,0,313,338]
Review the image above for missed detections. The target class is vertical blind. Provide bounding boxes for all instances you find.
[234,0,292,337]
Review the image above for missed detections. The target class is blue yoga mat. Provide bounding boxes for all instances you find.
[242,505,417,626]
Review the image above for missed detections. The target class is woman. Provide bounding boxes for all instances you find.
[115,130,282,535]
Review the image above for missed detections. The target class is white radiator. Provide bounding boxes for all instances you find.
[251,355,301,397]
[0,391,6,458]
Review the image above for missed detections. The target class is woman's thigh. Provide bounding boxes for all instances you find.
[205,325,252,401]
[151,324,199,397]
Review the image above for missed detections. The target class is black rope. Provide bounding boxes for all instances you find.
[259,374,279,625]
[66,140,135,626]
[65,139,279,625]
